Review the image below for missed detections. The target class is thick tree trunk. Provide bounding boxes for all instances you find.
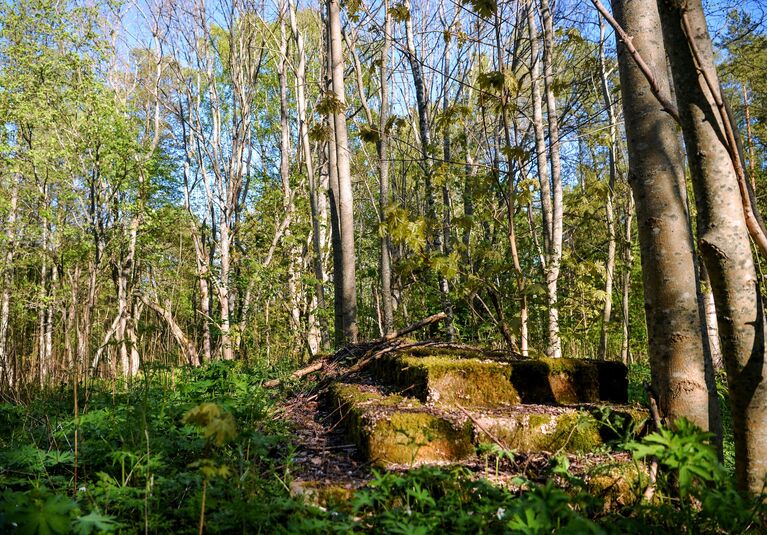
[327,0,358,345]
[657,0,766,493]
[612,0,718,438]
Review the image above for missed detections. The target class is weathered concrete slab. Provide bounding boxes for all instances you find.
[371,347,629,407]
[469,404,647,453]
[328,383,475,468]
[328,382,647,466]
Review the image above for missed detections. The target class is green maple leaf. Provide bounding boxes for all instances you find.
[72,511,120,534]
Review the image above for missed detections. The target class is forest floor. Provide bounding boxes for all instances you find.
[0,356,756,534]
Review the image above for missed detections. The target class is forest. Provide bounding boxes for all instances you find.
[2,0,767,532]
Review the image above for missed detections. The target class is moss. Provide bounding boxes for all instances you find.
[368,411,475,467]
[401,346,511,361]
[327,382,473,468]
[290,480,356,510]
[586,461,649,509]
[372,351,629,408]
[374,354,520,407]
[475,409,603,453]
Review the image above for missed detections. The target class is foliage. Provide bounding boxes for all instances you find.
[2,362,764,533]
[0,362,304,534]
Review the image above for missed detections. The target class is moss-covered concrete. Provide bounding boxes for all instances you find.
[328,381,646,465]
[472,404,648,454]
[586,461,650,509]
[371,348,629,407]
[509,358,628,404]
[369,352,519,407]
[472,409,603,453]
[328,382,474,467]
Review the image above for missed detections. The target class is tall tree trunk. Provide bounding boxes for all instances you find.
[327,0,358,345]
[403,0,455,339]
[289,0,329,351]
[529,0,562,357]
[379,0,395,335]
[657,0,766,492]
[620,191,634,365]
[540,0,563,358]
[612,0,719,438]
[278,0,301,349]
[598,19,618,360]
[0,176,19,388]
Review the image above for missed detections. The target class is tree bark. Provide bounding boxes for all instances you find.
[598,18,618,360]
[327,0,358,345]
[540,0,563,359]
[0,175,19,388]
[379,2,395,335]
[289,0,330,351]
[611,0,718,438]
[657,0,766,493]
[278,0,301,351]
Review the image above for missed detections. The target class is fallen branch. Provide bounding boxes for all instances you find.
[265,312,449,390]
[263,360,324,389]
[456,403,511,454]
[381,312,447,342]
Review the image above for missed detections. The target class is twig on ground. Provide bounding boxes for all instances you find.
[455,403,511,454]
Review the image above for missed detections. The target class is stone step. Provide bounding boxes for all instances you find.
[370,347,628,408]
[328,382,646,468]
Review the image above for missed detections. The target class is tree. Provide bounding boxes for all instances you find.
[657,0,767,493]
[608,0,719,440]
[326,0,358,346]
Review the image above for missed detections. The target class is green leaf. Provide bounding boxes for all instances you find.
[72,511,120,535]
[15,493,76,535]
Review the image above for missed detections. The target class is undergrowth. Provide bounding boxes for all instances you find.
[0,362,763,533]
